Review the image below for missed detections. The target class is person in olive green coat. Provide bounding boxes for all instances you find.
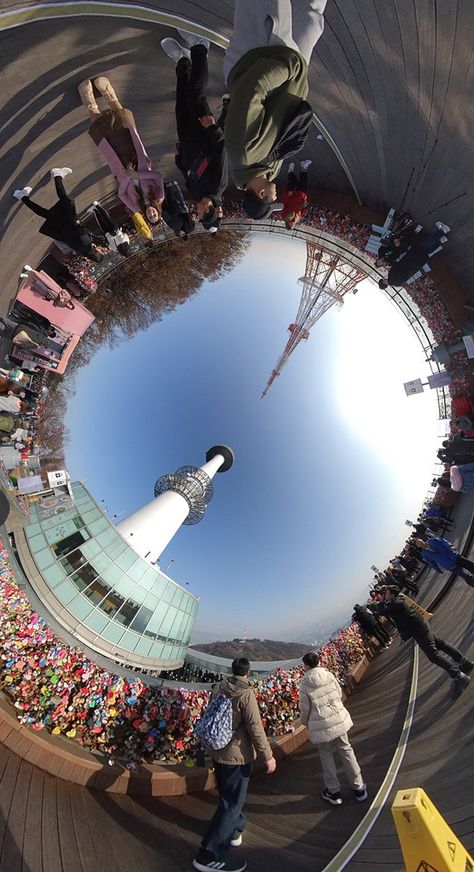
[224,0,327,219]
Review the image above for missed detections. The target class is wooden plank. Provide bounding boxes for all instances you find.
[0,757,32,872]
[21,763,45,872]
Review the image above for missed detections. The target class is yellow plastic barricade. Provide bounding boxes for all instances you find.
[392,787,474,872]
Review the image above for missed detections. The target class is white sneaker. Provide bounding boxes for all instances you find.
[160,37,191,62]
[51,167,72,179]
[12,186,32,200]
[436,221,451,234]
[230,831,243,847]
[300,159,312,171]
[177,28,210,50]
[288,162,295,174]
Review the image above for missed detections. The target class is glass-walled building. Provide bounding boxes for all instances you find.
[16,482,199,671]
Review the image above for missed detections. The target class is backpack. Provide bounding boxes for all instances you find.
[268,100,314,162]
[194,693,234,751]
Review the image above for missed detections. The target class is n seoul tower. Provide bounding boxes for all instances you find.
[116,445,234,564]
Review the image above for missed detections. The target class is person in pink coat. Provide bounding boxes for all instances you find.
[78,77,164,226]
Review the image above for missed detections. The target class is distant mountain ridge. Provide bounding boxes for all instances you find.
[190,638,315,661]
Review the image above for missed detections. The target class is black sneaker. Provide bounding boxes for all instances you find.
[193,848,247,871]
[460,660,474,675]
[354,784,368,802]
[322,787,342,806]
[451,673,470,699]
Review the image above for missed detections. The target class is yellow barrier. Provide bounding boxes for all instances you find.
[392,787,474,872]
[404,596,433,621]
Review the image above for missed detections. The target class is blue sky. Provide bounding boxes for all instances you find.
[65,233,440,640]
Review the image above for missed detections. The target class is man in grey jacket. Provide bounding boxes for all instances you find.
[299,651,367,806]
[194,657,276,872]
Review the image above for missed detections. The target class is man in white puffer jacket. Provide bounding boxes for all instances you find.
[299,651,367,806]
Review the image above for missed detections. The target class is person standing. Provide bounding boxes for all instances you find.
[351,604,391,649]
[12,169,103,262]
[78,77,164,227]
[381,586,472,697]
[279,159,312,229]
[223,0,327,218]
[87,202,131,256]
[414,537,474,585]
[193,657,276,872]
[161,32,228,232]
[299,651,367,806]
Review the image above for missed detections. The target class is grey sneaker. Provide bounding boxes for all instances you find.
[13,186,32,200]
[160,37,190,62]
[322,787,342,806]
[435,220,451,234]
[177,28,210,50]
[50,167,72,179]
[300,159,312,170]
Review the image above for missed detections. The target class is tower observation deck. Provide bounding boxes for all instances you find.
[261,241,367,397]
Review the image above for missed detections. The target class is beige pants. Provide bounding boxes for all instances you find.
[317,733,364,793]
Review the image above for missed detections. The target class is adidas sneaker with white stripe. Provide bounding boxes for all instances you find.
[192,848,247,871]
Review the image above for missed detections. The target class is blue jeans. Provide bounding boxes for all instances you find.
[202,761,251,858]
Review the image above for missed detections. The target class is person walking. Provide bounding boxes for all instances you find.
[414,537,474,585]
[161,32,228,232]
[279,159,312,229]
[351,604,391,649]
[382,586,472,698]
[223,0,328,218]
[78,77,164,229]
[161,180,195,237]
[299,651,367,806]
[193,657,276,872]
[12,169,103,262]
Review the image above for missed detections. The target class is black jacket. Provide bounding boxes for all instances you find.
[386,243,428,287]
[38,199,93,256]
[379,597,428,641]
[352,605,379,630]
[162,180,190,230]
[175,122,228,203]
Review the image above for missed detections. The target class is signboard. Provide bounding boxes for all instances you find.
[462,334,474,359]
[404,379,424,396]
[47,469,68,488]
[427,371,451,390]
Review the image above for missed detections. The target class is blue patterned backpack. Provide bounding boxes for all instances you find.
[194,693,234,751]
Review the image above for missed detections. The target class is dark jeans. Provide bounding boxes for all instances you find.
[287,170,308,193]
[91,203,117,235]
[370,622,391,646]
[456,555,474,585]
[415,628,468,678]
[202,761,251,858]
[175,45,211,141]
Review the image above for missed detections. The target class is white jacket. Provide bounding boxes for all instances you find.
[299,667,352,744]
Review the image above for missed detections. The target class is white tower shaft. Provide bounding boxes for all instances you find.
[116,452,226,563]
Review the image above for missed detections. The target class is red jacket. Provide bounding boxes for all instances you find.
[280,189,308,219]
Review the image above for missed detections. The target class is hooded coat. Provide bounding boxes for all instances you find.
[208,674,273,765]
[299,667,352,745]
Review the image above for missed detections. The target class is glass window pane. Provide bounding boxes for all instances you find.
[60,548,89,575]
[70,563,99,593]
[146,600,170,634]
[34,548,55,570]
[43,564,67,588]
[129,605,153,634]
[158,606,177,637]
[83,578,112,606]
[52,531,87,559]
[104,537,128,559]
[88,518,110,536]
[116,550,140,572]
[171,587,184,609]
[101,622,126,644]
[85,610,109,633]
[161,583,175,604]
[114,598,140,627]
